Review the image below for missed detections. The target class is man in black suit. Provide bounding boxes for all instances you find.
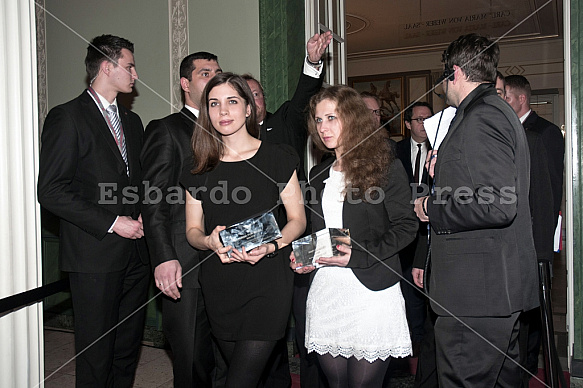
[505,74,565,384]
[396,102,433,340]
[413,34,539,387]
[505,75,564,234]
[141,52,222,388]
[38,34,150,387]
[243,32,331,388]
[395,102,434,381]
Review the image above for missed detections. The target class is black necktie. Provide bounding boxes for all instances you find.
[414,143,422,185]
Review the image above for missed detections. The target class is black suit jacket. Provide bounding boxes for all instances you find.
[308,158,418,290]
[38,91,148,273]
[525,130,556,262]
[426,84,538,317]
[141,107,202,288]
[396,138,431,269]
[395,138,431,192]
[523,111,564,228]
[261,70,324,178]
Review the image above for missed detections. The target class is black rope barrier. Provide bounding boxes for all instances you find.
[0,278,69,315]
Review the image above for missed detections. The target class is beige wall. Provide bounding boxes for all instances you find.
[43,0,260,125]
[44,0,169,124]
[188,0,260,77]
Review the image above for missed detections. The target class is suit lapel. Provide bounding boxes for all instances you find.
[432,107,463,187]
[438,84,494,154]
[310,160,333,231]
[180,107,197,132]
[119,105,138,179]
[260,121,267,141]
[522,111,537,130]
[81,92,127,173]
[437,108,463,155]
[401,140,414,183]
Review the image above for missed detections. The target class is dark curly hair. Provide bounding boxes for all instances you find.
[308,85,394,201]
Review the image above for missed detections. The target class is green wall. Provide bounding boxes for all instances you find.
[571,0,583,372]
[259,0,305,112]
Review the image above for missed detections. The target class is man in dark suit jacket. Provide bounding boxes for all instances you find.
[141,52,222,388]
[505,75,564,245]
[413,34,538,387]
[396,102,437,387]
[396,102,433,348]
[505,74,565,383]
[243,31,332,388]
[38,34,150,387]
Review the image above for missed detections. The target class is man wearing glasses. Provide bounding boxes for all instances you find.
[400,101,434,188]
[360,91,383,127]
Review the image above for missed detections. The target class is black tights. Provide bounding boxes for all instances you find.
[216,339,277,388]
[318,353,390,388]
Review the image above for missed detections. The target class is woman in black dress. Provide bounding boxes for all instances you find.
[182,73,306,387]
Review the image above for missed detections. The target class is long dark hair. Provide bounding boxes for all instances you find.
[308,85,393,200]
[190,72,259,174]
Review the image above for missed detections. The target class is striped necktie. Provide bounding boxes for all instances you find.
[106,105,129,175]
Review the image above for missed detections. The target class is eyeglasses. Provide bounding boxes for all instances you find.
[371,109,381,116]
[411,117,429,124]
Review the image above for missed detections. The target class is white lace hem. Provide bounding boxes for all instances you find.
[307,342,412,363]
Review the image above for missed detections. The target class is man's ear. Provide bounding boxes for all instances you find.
[405,121,412,131]
[519,93,527,106]
[452,65,463,83]
[100,60,111,76]
[180,77,190,93]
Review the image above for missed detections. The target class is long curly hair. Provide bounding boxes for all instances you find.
[308,85,394,201]
[190,72,259,174]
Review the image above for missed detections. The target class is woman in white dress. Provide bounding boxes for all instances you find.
[291,85,418,387]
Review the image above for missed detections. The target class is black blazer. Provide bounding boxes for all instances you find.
[261,70,324,178]
[523,111,564,226]
[525,130,556,262]
[141,107,202,288]
[396,138,432,267]
[38,91,148,273]
[395,138,432,193]
[308,158,418,291]
[425,84,538,317]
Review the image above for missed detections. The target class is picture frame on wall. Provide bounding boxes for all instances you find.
[349,70,432,138]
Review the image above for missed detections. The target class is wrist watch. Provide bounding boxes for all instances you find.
[265,241,279,258]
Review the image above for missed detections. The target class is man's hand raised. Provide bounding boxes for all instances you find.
[307,30,333,63]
